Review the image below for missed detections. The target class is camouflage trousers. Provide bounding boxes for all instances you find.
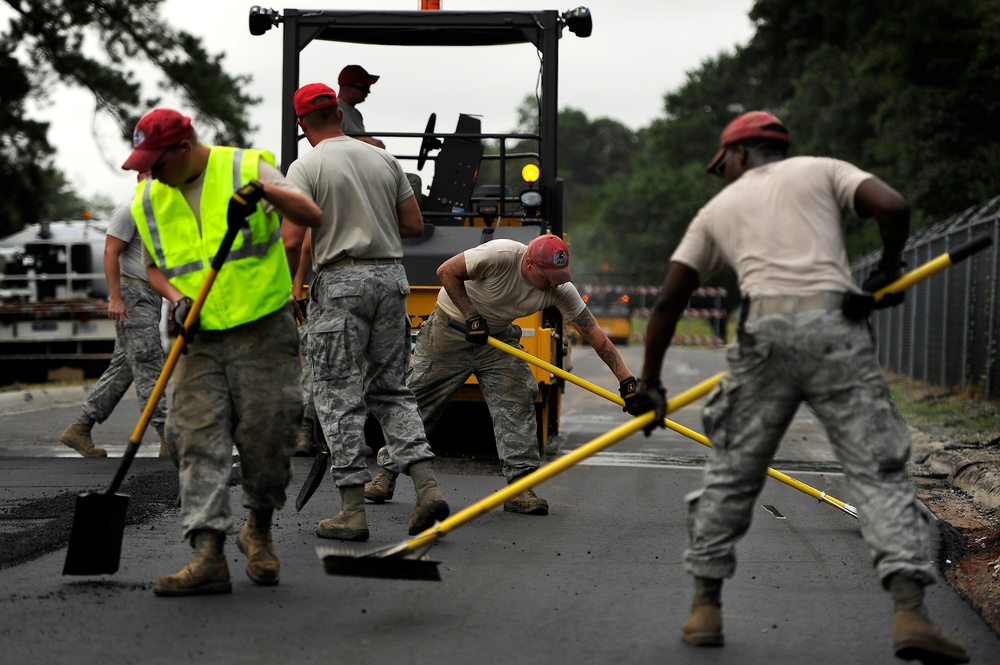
[684,307,936,587]
[377,306,539,483]
[165,307,302,540]
[79,279,167,439]
[306,264,432,487]
[298,317,315,422]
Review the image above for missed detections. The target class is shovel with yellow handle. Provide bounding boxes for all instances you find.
[62,182,266,576]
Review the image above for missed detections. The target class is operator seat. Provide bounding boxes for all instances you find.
[421,114,484,221]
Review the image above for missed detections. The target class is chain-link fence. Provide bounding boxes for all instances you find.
[852,196,1000,399]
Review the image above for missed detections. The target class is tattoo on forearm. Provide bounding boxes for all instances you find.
[596,346,621,374]
[573,312,595,334]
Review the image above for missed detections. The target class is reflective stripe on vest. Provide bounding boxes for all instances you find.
[139,150,279,279]
[132,146,292,330]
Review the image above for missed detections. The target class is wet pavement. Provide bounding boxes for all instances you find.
[0,345,997,664]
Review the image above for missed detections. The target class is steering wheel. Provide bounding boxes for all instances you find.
[416,113,442,171]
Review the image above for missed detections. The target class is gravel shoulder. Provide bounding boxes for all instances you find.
[891,374,1000,635]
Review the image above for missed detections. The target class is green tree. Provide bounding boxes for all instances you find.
[1,0,258,237]
[591,0,1000,283]
[746,0,1000,223]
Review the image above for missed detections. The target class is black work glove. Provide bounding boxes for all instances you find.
[841,291,875,321]
[465,314,489,345]
[862,262,906,310]
[842,261,906,320]
[619,376,637,410]
[168,296,199,344]
[623,380,667,437]
[230,180,266,221]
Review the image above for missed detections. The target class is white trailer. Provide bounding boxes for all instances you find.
[0,219,116,384]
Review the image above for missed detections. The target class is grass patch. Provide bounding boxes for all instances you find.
[885,372,1000,444]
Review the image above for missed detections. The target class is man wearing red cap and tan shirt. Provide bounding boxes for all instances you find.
[365,234,638,515]
[625,111,969,663]
[284,82,450,544]
[122,108,322,597]
[337,64,385,148]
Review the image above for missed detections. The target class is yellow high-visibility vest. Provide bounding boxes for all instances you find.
[132,146,291,330]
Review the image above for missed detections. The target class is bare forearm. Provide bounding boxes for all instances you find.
[103,238,128,321]
[436,255,477,318]
[855,178,910,269]
[282,220,307,282]
[146,264,184,302]
[396,196,424,238]
[640,308,679,384]
[266,185,322,228]
[572,311,632,381]
[640,262,700,384]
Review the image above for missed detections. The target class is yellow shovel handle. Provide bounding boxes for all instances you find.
[873,235,991,300]
[483,335,856,516]
[405,373,721,551]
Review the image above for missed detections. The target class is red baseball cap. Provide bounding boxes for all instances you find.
[294,83,339,117]
[527,235,572,285]
[338,65,380,87]
[121,109,194,172]
[706,111,790,174]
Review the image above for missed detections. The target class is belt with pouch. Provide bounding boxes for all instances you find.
[744,292,845,318]
[121,275,154,289]
[321,257,401,270]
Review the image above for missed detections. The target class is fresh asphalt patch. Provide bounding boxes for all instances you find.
[2,464,189,570]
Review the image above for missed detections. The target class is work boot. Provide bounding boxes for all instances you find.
[316,486,369,541]
[503,487,548,515]
[682,604,724,646]
[153,530,231,597]
[59,422,106,458]
[293,417,316,456]
[236,508,280,586]
[888,572,970,663]
[365,468,398,503]
[407,461,450,535]
[893,608,970,663]
[158,439,170,458]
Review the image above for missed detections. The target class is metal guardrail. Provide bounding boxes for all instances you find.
[852,196,1000,399]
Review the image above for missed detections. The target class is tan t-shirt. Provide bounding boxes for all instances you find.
[671,156,874,296]
[284,136,412,266]
[435,239,587,331]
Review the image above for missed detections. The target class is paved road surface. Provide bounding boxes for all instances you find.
[1,345,996,664]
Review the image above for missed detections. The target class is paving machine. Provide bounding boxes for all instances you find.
[251,5,593,453]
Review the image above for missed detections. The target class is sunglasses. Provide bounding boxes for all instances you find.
[711,146,737,178]
[348,84,371,93]
[151,144,185,172]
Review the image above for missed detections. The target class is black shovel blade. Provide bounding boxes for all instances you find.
[317,544,441,581]
[62,491,129,576]
[295,447,329,512]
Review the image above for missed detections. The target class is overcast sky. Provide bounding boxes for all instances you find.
[21,0,756,209]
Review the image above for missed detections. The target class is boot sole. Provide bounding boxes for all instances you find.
[153,581,232,597]
[408,500,451,535]
[59,438,107,458]
[895,638,970,664]
[502,503,549,515]
[364,490,393,503]
[235,534,280,587]
[682,632,724,647]
[316,527,370,541]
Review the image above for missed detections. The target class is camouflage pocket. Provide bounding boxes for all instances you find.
[308,318,350,382]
